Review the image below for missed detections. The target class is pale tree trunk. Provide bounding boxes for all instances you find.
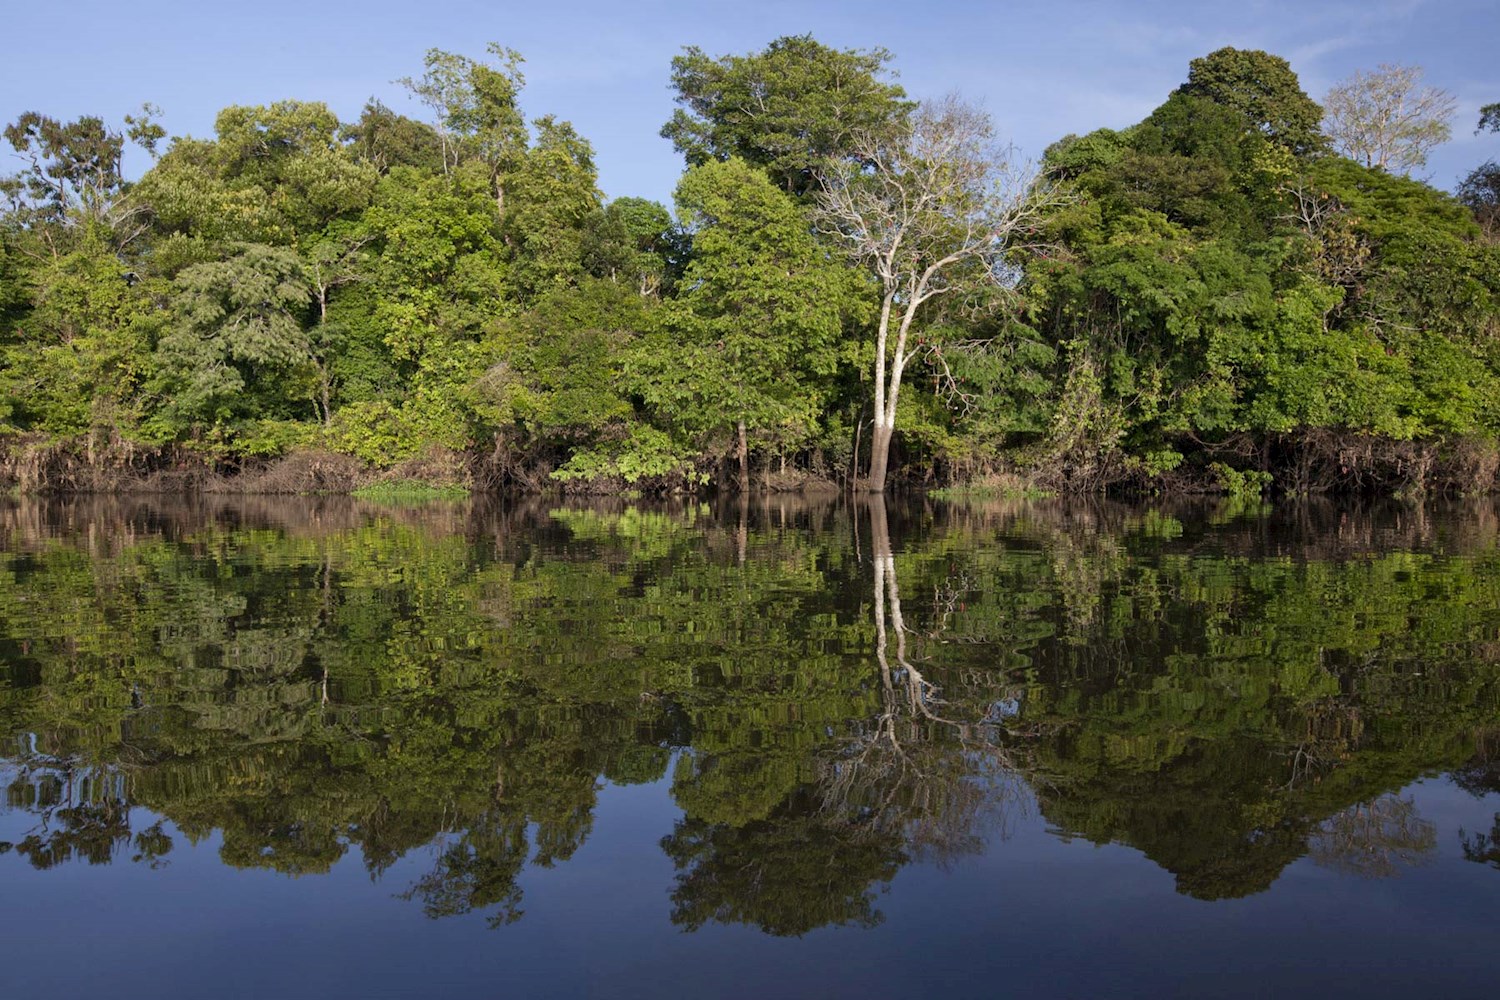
[815,99,1061,495]
[864,292,895,493]
[316,291,333,427]
[864,292,919,493]
[869,496,942,729]
[868,422,894,493]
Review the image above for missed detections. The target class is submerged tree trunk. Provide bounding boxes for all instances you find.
[867,420,894,493]
[736,497,748,566]
[736,419,750,494]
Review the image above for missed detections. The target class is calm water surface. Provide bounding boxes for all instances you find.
[1,496,1498,999]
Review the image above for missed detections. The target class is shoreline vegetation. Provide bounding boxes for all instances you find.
[2,39,1498,500]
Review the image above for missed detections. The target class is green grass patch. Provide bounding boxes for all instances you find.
[929,478,1051,501]
[351,479,470,502]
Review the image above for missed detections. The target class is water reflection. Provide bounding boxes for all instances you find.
[1,495,1498,936]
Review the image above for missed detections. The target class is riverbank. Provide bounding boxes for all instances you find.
[3,430,1499,500]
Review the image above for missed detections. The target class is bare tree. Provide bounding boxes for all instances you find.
[815,96,1063,492]
[1322,64,1456,174]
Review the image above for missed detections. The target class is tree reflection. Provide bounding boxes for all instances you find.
[3,761,148,870]
[659,499,1029,935]
[818,498,1030,865]
[1308,794,1436,877]
[661,787,906,936]
[0,496,1498,931]
[1460,815,1500,871]
[401,821,528,927]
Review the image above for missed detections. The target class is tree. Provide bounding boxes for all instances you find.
[397,43,527,211]
[1461,102,1500,238]
[1176,47,1326,157]
[486,278,650,477]
[1322,64,1456,174]
[1,111,151,250]
[1461,814,1500,870]
[135,102,377,247]
[1308,794,1436,877]
[212,101,378,238]
[150,243,313,434]
[1478,103,1500,135]
[304,229,371,425]
[660,795,906,936]
[0,229,152,441]
[341,99,445,174]
[652,158,848,491]
[1458,162,1500,239]
[816,97,1061,492]
[581,197,677,297]
[502,115,601,300]
[661,34,913,197]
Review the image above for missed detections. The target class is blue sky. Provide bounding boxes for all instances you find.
[3,0,1497,203]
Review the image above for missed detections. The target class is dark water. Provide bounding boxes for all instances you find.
[1,496,1498,999]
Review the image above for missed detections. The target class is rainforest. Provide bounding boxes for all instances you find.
[2,37,1499,499]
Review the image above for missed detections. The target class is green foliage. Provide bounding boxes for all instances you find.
[350,479,470,501]
[0,40,1496,495]
[654,158,850,470]
[928,479,1050,501]
[551,424,702,485]
[397,43,528,179]
[1477,102,1500,135]
[1209,463,1273,500]
[2,112,128,227]
[1458,161,1500,236]
[502,116,602,300]
[148,243,314,438]
[486,278,644,448]
[0,229,154,436]
[581,197,679,295]
[342,100,445,174]
[662,34,913,196]
[1027,50,1500,492]
[1176,47,1326,157]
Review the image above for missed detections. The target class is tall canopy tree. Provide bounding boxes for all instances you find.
[134,101,377,247]
[1462,102,1500,238]
[341,100,445,174]
[503,116,602,300]
[1176,47,1326,157]
[661,34,913,196]
[398,43,528,211]
[581,197,678,296]
[1,111,153,250]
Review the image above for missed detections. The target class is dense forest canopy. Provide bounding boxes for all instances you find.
[1,38,1497,497]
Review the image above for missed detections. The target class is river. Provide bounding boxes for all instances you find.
[1,495,1497,998]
